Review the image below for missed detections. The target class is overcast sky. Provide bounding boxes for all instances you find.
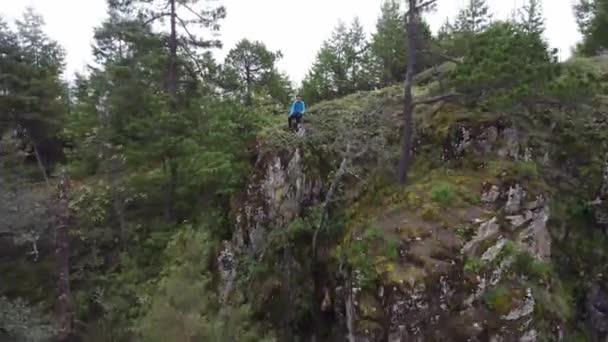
[2,0,582,85]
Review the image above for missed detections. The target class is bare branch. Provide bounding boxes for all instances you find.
[177,39,205,77]
[176,15,199,43]
[312,156,349,263]
[413,92,462,105]
[405,0,438,16]
[180,2,214,25]
[143,12,171,26]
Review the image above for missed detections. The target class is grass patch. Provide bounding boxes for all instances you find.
[513,252,554,283]
[463,257,484,274]
[484,286,514,315]
[431,182,458,205]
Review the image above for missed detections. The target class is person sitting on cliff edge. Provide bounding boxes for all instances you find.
[288,94,306,131]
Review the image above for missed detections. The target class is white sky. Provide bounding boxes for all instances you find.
[2,0,582,85]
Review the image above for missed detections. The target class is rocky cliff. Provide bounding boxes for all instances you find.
[218,58,608,341]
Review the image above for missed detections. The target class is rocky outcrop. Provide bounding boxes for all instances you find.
[337,179,555,342]
[587,282,608,342]
[218,146,322,302]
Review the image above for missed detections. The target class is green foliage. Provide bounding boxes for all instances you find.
[0,297,57,342]
[574,0,608,55]
[511,160,539,180]
[453,0,492,33]
[451,21,559,110]
[137,227,272,341]
[464,257,484,274]
[0,9,66,167]
[483,286,513,315]
[513,252,554,283]
[430,182,457,205]
[386,240,400,260]
[517,0,545,35]
[222,39,292,105]
[301,18,377,103]
[370,1,435,85]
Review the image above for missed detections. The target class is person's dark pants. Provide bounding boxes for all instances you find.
[288,113,302,130]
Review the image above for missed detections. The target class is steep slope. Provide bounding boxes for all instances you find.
[219,57,608,341]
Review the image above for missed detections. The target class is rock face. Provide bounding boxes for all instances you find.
[587,282,608,342]
[219,108,593,341]
[218,146,322,302]
[336,181,554,342]
[232,147,321,255]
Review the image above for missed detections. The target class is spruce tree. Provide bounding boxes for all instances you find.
[454,0,492,33]
[518,0,545,35]
[574,0,608,55]
[371,0,407,85]
[223,39,286,105]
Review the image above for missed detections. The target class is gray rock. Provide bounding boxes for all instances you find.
[482,185,500,203]
[520,329,538,342]
[498,128,522,159]
[505,184,526,214]
[504,288,535,321]
[586,283,608,342]
[517,206,551,260]
[478,126,498,153]
[481,238,508,262]
[463,217,500,257]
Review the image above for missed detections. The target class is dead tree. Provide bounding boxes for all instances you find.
[398,0,465,184]
[55,169,73,340]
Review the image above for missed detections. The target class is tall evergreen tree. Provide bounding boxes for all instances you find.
[518,0,545,35]
[105,0,226,221]
[0,9,66,175]
[574,0,608,55]
[454,0,492,33]
[223,39,288,105]
[398,0,437,184]
[371,0,407,85]
[302,18,375,103]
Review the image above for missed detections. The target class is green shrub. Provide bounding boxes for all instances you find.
[512,160,539,179]
[513,252,554,282]
[484,286,513,315]
[386,240,399,260]
[431,182,457,205]
[464,258,484,274]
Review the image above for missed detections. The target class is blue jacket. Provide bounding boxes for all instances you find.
[289,100,306,116]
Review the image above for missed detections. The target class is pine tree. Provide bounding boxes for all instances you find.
[223,39,287,105]
[371,0,407,85]
[518,0,545,35]
[105,0,226,221]
[454,0,492,33]
[302,18,375,103]
[398,0,437,184]
[0,9,66,175]
[574,0,608,55]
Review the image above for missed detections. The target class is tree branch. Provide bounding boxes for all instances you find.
[405,0,438,16]
[179,2,213,25]
[421,49,462,64]
[177,38,205,77]
[312,155,349,263]
[413,92,462,105]
[143,12,171,26]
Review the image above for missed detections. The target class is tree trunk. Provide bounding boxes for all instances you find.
[168,0,178,108]
[55,169,73,340]
[245,67,252,105]
[109,155,127,250]
[163,0,178,222]
[398,0,419,185]
[163,157,177,222]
